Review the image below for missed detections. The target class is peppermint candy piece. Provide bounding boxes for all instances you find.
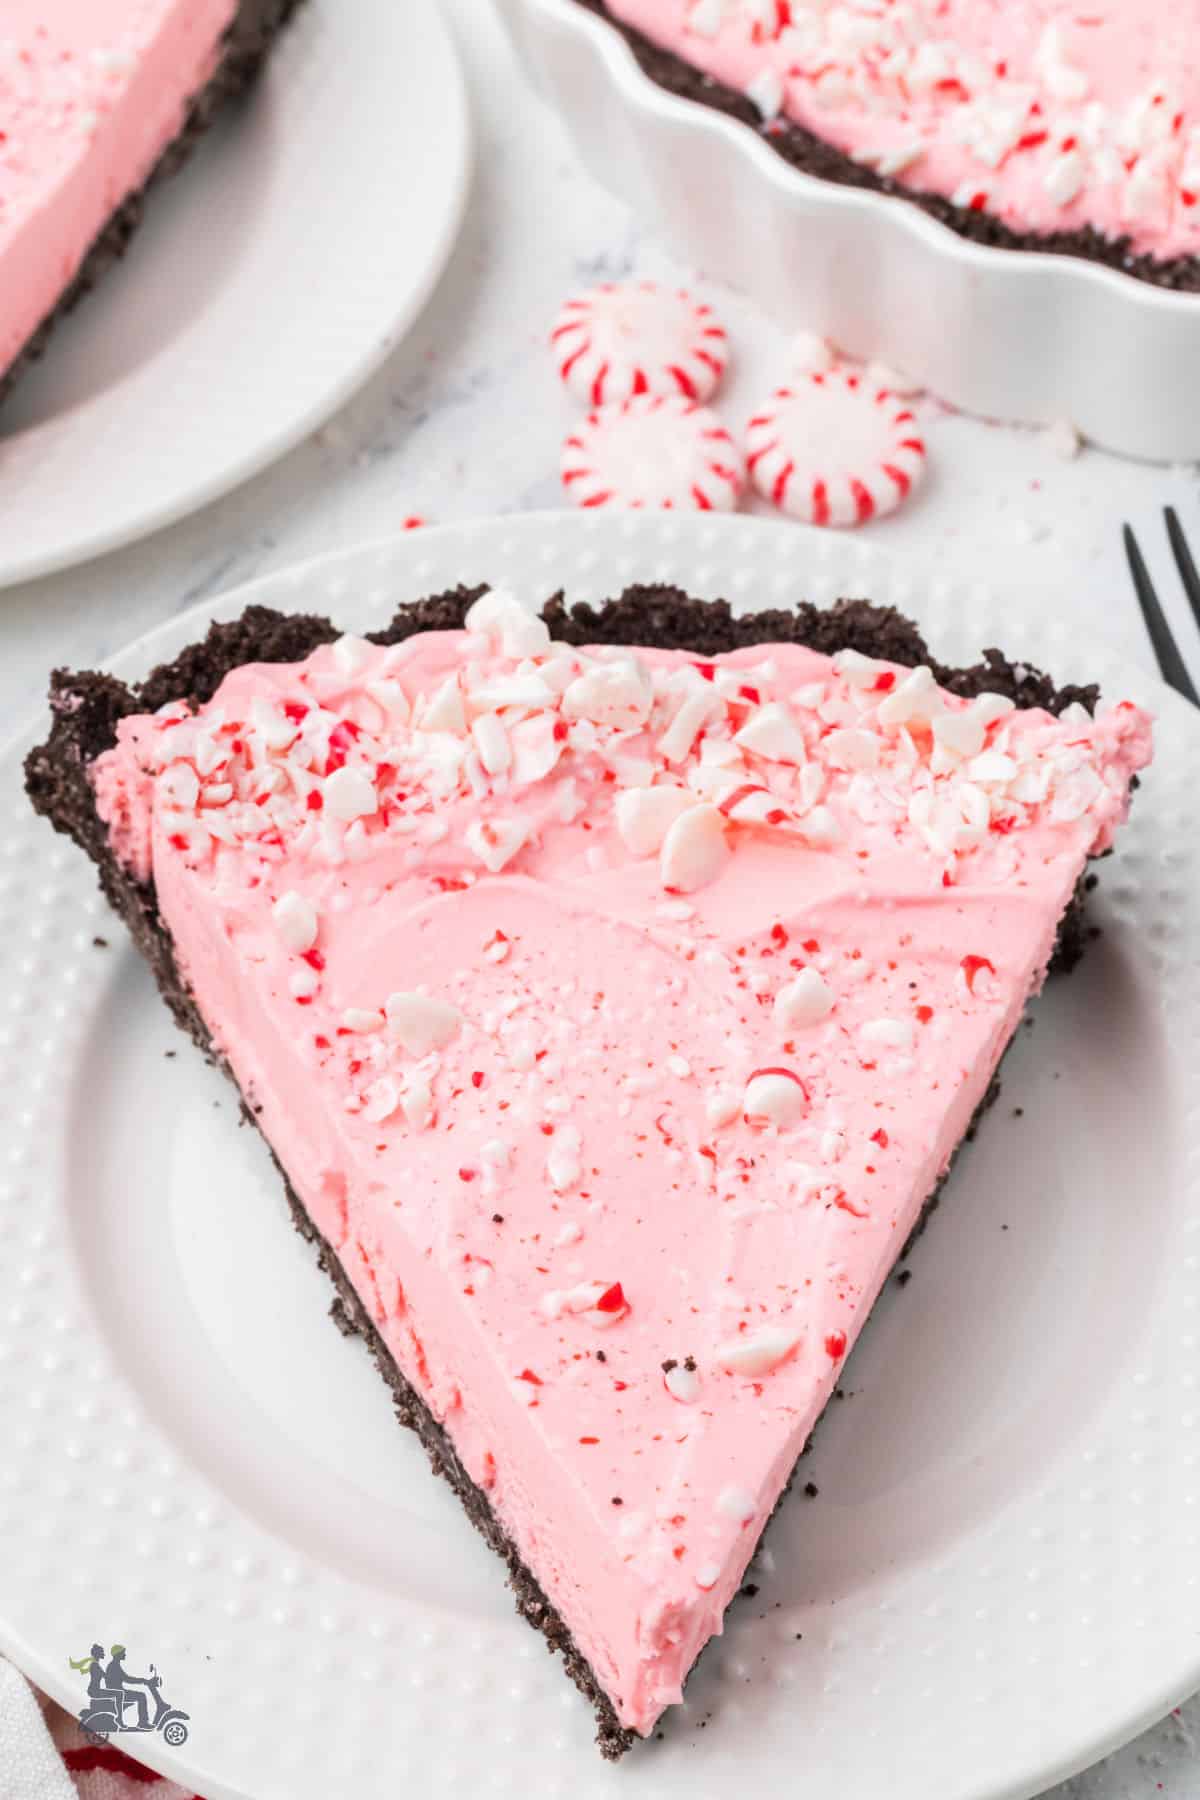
[552,282,728,406]
[562,396,745,513]
[746,371,926,527]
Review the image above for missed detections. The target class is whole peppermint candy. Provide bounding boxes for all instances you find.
[562,395,745,512]
[552,282,729,406]
[745,370,927,526]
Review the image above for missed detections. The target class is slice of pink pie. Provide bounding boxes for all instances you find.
[0,0,301,404]
[27,585,1152,1755]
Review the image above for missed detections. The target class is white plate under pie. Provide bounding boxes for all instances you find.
[1,513,1196,1800]
[0,0,470,590]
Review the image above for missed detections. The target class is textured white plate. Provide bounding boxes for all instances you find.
[498,0,1200,464]
[0,0,470,588]
[2,513,1197,1800]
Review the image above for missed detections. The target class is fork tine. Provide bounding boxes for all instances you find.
[1163,506,1200,639]
[1122,523,1200,707]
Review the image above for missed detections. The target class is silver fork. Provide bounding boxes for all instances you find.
[1122,508,1200,708]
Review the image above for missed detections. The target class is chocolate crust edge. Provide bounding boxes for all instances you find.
[573,0,1200,296]
[24,583,1098,1757]
[0,0,307,409]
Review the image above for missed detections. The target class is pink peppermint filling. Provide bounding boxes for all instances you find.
[602,0,1200,262]
[90,591,1152,1736]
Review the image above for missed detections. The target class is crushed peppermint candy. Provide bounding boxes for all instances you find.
[744,1067,808,1129]
[543,1279,630,1329]
[117,593,1143,917]
[273,891,318,953]
[715,1328,802,1377]
[775,967,834,1030]
[716,1483,756,1523]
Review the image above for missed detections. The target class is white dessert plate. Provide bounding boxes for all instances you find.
[0,0,470,589]
[1,513,1197,1800]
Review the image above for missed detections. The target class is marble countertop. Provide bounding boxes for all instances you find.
[2,0,1197,1791]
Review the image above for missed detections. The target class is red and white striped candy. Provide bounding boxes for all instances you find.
[551,282,728,406]
[745,371,926,527]
[562,395,745,512]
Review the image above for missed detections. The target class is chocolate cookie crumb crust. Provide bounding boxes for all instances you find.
[574,0,1200,295]
[0,0,306,409]
[26,584,1098,1756]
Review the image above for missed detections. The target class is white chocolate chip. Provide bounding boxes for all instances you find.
[877,666,944,728]
[342,1008,384,1033]
[418,674,467,735]
[365,678,410,724]
[251,697,300,750]
[967,750,1019,784]
[547,1125,583,1194]
[615,784,695,858]
[561,658,653,729]
[362,1077,399,1123]
[401,1077,434,1130]
[324,765,376,822]
[972,692,1017,727]
[159,763,200,811]
[464,587,552,659]
[658,690,720,764]
[734,702,808,764]
[471,713,512,776]
[824,727,881,772]
[859,1016,914,1050]
[273,891,318,953]
[715,1328,801,1377]
[465,816,530,872]
[332,634,372,676]
[932,709,987,759]
[660,803,729,894]
[509,714,565,787]
[385,992,463,1056]
[1043,147,1086,207]
[744,1069,807,1129]
[716,1484,756,1523]
[746,65,784,117]
[775,968,834,1029]
[833,648,886,690]
[663,1362,700,1403]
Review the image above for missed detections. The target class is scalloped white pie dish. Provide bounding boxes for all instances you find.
[498,0,1200,464]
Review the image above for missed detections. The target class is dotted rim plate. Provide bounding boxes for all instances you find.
[1,513,1197,1800]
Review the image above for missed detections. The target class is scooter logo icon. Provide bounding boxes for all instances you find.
[69,1643,190,1749]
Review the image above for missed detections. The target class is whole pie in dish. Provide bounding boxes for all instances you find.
[26,584,1152,1754]
[0,0,303,406]
[579,0,1200,291]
